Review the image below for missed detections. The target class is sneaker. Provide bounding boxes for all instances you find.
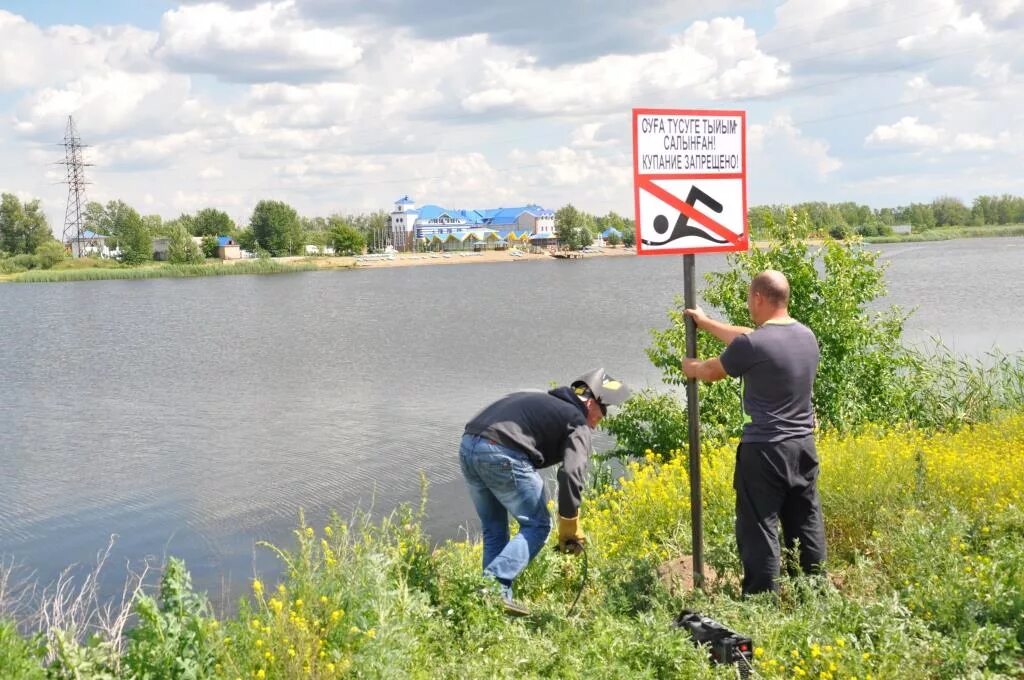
[499,584,530,617]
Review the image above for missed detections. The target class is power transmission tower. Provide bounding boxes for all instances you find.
[59,116,93,255]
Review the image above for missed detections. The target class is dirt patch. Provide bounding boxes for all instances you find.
[657,555,722,594]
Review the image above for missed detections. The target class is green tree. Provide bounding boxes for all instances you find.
[606,231,622,247]
[86,200,141,248]
[82,201,107,234]
[35,239,66,269]
[250,200,302,256]
[905,203,937,230]
[143,214,165,236]
[610,217,912,453]
[555,204,591,250]
[115,205,153,265]
[0,194,51,255]
[931,196,970,227]
[200,234,219,259]
[305,229,327,251]
[168,225,204,264]
[621,227,636,247]
[236,228,258,254]
[329,220,366,255]
[191,208,234,237]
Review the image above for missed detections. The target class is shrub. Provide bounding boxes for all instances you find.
[10,253,40,270]
[0,620,45,679]
[636,221,913,445]
[123,558,222,678]
[34,240,66,269]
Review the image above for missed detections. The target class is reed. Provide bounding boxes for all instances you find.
[865,224,1024,243]
[13,259,319,283]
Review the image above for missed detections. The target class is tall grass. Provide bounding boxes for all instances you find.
[13,259,319,283]
[865,224,1024,243]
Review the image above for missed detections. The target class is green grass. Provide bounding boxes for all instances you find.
[864,224,1024,243]
[11,259,319,283]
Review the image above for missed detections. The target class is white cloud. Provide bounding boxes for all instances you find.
[570,123,620,149]
[461,18,789,115]
[199,167,224,179]
[750,115,842,177]
[866,116,943,146]
[154,1,363,83]
[0,10,158,91]
[91,130,210,170]
[242,82,362,129]
[865,116,999,151]
[12,70,206,140]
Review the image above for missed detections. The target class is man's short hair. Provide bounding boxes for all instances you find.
[750,270,790,307]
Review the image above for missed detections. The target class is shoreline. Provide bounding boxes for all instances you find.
[4,230,1022,282]
[303,246,638,270]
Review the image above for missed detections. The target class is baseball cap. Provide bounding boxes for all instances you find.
[571,368,633,408]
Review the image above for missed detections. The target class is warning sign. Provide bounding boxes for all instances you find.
[632,109,748,255]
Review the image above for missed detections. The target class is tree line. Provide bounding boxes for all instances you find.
[82,200,389,260]
[554,205,636,250]
[5,192,1023,268]
[0,194,394,270]
[750,194,1024,239]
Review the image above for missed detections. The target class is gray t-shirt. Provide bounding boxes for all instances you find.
[719,320,819,443]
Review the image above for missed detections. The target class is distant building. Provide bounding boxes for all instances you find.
[892,224,912,235]
[217,236,241,260]
[152,237,170,261]
[599,227,623,245]
[389,196,556,251]
[66,230,111,258]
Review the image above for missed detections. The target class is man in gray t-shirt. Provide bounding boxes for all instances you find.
[682,270,827,595]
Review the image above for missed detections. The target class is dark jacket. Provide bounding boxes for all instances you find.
[464,387,592,518]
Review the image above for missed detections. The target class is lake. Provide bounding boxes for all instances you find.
[1,237,1021,609]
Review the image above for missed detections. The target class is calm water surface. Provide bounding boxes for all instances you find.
[0,237,1021,608]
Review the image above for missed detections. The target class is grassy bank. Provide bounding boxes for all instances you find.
[2,414,1023,678]
[864,224,1024,244]
[9,259,321,283]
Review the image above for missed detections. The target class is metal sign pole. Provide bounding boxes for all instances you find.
[683,253,704,590]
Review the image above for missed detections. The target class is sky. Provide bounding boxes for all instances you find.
[1,0,1021,231]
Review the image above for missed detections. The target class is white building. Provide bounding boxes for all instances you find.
[389,196,555,251]
[66,230,113,258]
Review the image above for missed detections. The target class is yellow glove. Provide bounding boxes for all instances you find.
[558,515,586,555]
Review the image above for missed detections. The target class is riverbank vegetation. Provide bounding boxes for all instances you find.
[749,194,1024,240]
[8,259,319,283]
[864,224,1024,243]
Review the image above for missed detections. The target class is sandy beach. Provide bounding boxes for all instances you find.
[297,246,638,270]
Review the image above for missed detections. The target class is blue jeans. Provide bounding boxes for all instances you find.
[459,433,551,586]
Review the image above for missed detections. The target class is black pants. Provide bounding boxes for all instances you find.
[735,435,827,595]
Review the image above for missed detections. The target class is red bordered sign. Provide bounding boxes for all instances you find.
[632,108,748,256]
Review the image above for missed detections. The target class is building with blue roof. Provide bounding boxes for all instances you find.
[65,229,112,258]
[390,196,555,251]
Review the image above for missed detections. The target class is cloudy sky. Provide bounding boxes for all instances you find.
[1,0,1021,230]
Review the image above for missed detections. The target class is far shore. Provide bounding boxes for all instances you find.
[4,228,1021,283]
[290,246,638,271]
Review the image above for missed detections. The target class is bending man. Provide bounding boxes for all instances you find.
[682,270,827,596]
[460,368,632,614]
